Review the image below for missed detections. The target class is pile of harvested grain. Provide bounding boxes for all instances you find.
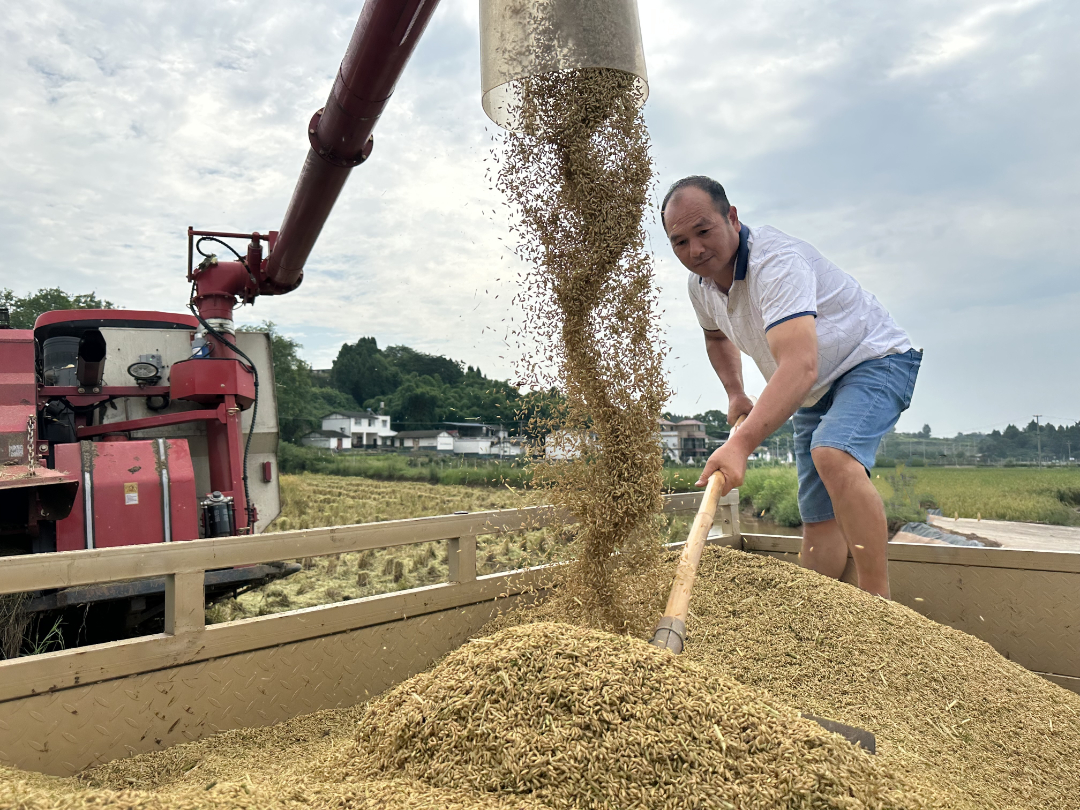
[684,549,1080,810]
[497,66,669,629]
[8,552,1079,809]
[0,704,540,810]
[353,622,934,809]
[0,621,934,809]
[494,548,1080,809]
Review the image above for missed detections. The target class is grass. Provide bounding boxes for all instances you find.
[669,465,1080,528]
[280,444,751,492]
[278,444,532,488]
[873,467,1080,526]
[269,474,529,532]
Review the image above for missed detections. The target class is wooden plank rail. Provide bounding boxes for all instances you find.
[0,492,716,598]
[0,569,550,704]
[0,490,728,706]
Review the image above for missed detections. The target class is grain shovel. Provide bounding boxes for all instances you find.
[648,418,877,753]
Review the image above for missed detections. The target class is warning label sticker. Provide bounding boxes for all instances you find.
[124,482,139,505]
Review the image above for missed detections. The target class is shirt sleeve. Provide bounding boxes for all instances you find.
[687,274,723,331]
[754,250,818,332]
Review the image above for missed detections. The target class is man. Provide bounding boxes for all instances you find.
[663,176,920,597]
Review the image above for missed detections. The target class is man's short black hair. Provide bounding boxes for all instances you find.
[661,176,730,230]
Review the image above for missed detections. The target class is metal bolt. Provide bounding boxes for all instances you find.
[77,387,85,394]
[38,444,48,453]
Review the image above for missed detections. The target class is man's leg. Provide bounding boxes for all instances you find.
[793,398,848,579]
[800,518,848,579]
[810,446,890,598]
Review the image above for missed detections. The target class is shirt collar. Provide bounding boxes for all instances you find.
[734,223,750,281]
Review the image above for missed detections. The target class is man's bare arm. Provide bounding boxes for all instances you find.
[703,329,754,422]
[727,315,818,458]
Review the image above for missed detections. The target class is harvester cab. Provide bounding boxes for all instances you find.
[0,309,292,646]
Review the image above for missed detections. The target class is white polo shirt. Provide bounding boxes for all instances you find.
[688,224,912,407]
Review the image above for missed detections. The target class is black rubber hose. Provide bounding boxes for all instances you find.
[188,260,259,532]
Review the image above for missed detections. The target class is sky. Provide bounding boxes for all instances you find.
[2,0,1077,436]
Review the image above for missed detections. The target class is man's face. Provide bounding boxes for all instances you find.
[664,188,741,284]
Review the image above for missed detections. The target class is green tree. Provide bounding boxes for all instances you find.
[515,387,565,441]
[378,374,447,426]
[920,424,932,438]
[330,337,401,405]
[237,322,325,443]
[384,345,464,385]
[1,287,113,329]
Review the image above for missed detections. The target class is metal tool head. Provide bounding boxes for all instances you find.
[649,616,686,654]
[802,713,877,754]
[479,0,649,130]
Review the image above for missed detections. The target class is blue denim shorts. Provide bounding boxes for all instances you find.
[793,349,922,523]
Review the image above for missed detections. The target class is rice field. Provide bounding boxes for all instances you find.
[270,474,528,530]
[680,465,1080,527]
[213,474,690,623]
[874,466,1080,525]
[209,475,546,623]
[222,465,1080,621]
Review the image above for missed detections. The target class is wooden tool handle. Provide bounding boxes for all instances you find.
[650,414,746,653]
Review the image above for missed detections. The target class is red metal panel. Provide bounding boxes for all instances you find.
[55,440,199,551]
[82,442,163,548]
[54,444,87,552]
[0,330,36,467]
[0,466,78,491]
[169,359,255,406]
[164,440,200,543]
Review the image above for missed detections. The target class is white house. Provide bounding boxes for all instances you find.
[453,436,494,455]
[442,422,517,457]
[301,429,350,451]
[658,419,680,462]
[395,430,455,452]
[492,437,526,458]
[321,410,397,449]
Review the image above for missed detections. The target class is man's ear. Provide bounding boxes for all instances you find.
[728,205,739,229]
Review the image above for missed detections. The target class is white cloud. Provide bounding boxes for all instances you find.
[1,0,1076,435]
[888,0,1049,78]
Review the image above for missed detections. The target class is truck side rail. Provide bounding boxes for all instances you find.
[0,489,733,775]
[0,491,730,703]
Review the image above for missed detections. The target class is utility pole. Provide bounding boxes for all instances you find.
[1034,415,1043,468]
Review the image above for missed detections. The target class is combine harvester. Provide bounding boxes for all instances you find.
[0,0,1076,776]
